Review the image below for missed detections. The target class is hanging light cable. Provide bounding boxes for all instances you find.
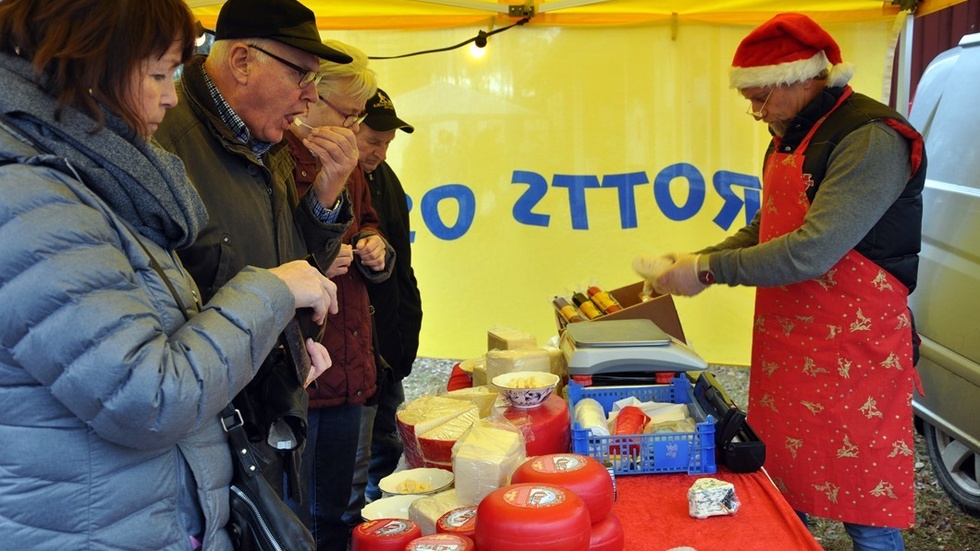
[368,17,530,60]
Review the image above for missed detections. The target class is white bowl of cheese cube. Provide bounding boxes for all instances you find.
[491,371,560,409]
[379,467,455,497]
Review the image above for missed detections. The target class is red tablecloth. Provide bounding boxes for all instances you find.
[613,468,823,551]
[447,363,822,551]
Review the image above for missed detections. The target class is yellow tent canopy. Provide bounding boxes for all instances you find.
[188,0,914,30]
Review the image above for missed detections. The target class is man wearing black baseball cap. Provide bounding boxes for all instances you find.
[213,0,352,64]
[155,0,357,523]
[344,89,423,522]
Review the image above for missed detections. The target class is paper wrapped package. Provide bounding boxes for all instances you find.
[452,418,526,506]
[688,477,740,519]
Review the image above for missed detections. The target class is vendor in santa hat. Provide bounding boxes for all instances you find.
[647,12,926,551]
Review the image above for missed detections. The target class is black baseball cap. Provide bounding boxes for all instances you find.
[214,0,352,64]
[363,89,414,133]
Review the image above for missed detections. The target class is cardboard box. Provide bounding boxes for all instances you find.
[555,282,687,344]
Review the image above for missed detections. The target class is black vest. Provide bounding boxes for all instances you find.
[766,88,927,293]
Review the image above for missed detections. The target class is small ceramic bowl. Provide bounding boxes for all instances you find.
[492,371,560,409]
[379,468,454,497]
[361,494,425,521]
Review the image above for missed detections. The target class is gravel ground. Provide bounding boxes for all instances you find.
[404,357,978,550]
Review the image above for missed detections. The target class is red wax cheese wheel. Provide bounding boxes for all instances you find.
[502,393,570,457]
[589,511,624,551]
[511,453,613,522]
[397,396,479,468]
[351,518,422,551]
[404,533,475,551]
[436,506,477,538]
[475,483,591,551]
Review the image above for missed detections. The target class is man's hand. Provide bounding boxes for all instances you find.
[354,234,386,271]
[326,244,353,278]
[655,252,708,297]
[304,338,331,387]
[268,260,339,325]
[303,126,359,207]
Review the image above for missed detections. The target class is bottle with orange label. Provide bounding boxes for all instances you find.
[586,285,623,314]
[552,296,586,325]
[571,292,603,320]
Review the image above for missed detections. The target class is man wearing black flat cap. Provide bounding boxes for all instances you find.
[155,0,357,515]
[343,89,423,525]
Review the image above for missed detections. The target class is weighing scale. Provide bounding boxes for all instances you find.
[559,318,708,384]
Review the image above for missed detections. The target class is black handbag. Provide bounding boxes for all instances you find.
[222,405,315,551]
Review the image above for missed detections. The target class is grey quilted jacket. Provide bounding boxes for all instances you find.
[0,53,294,550]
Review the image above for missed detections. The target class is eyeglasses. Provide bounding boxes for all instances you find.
[249,44,321,88]
[318,95,367,128]
[746,87,774,119]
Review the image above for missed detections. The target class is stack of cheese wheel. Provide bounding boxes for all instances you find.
[404,533,475,551]
[501,393,570,457]
[350,518,421,551]
[436,506,477,539]
[474,483,591,551]
[511,453,623,551]
[589,511,625,551]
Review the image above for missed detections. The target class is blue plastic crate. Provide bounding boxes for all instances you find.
[567,377,717,475]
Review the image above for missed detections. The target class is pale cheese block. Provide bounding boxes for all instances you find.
[397,396,481,468]
[452,420,526,506]
[485,348,552,383]
[444,385,501,418]
[472,359,488,387]
[544,345,568,379]
[409,489,459,535]
[417,405,480,463]
[487,326,537,351]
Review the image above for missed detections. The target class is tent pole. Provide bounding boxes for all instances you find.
[895,12,914,117]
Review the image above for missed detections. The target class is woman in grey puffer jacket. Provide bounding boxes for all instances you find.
[0,1,336,549]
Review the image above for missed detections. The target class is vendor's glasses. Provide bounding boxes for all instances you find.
[747,87,774,119]
[319,95,368,128]
[249,44,321,88]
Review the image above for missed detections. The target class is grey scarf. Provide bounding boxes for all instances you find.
[0,52,206,249]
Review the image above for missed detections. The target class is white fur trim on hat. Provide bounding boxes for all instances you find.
[729,51,854,89]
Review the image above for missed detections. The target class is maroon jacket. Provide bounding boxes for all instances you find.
[286,132,394,408]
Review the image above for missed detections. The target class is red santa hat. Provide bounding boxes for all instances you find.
[729,12,855,90]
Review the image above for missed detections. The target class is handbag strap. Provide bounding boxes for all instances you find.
[221,404,262,479]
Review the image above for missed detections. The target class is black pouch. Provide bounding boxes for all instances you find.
[366,306,393,407]
[222,405,315,551]
[693,372,766,473]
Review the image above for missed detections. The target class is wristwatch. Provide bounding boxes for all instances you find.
[696,255,715,285]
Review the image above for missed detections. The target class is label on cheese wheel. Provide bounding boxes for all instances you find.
[530,454,587,473]
[357,518,416,537]
[436,506,477,536]
[405,533,475,551]
[503,485,566,508]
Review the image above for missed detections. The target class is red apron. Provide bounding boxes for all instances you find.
[748,87,916,528]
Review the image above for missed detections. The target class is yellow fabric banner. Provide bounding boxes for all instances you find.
[312,19,897,364]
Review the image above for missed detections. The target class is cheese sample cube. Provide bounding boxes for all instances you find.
[688,477,740,519]
[409,489,459,535]
[397,396,481,468]
[485,348,552,383]
[452,420,526,506]
[488,326,537,351]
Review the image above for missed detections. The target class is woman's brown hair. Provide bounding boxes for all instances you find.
[0,0,198,137]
